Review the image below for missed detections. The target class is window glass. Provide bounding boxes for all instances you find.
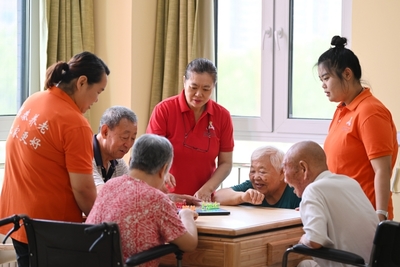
[0,0,31,189]
[216,0,261,117]
[0,0,19,115]
[290,0,341,119]
[216,0,351,141]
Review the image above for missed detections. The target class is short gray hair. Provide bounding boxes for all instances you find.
[99,106,137,131]
[129,134,173,175]
[251,146,284,173]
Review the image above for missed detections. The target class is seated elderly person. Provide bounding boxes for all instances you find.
[282,141,378,267]
[93,106,200,206]
[213,146,301,209]
[93,106,138,192]
[86,134,198,264]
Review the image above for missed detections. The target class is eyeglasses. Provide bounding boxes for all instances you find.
[182,113,211,153]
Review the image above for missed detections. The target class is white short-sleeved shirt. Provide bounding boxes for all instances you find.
[300,170,379,267]
[92,157,129,186]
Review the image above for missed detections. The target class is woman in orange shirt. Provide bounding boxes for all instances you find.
[318,36,398,221]
[0,52,110,267]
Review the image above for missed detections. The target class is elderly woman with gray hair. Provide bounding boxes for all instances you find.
[86,134,198,264]
[213,146,301,209]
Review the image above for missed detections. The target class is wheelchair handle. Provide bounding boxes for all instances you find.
[0,214,25,244]
[0,215,19,227]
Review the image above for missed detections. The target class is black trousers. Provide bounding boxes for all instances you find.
[11,238,29,267]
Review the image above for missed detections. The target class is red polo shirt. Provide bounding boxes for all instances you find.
[147,90,234,195]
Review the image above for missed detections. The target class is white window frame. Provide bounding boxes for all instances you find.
[230,0,274,140]
[230,0,352,144]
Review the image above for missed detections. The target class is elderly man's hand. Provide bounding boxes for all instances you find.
[241,189,264,205]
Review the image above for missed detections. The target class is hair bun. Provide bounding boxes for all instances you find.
[330,35,347,48]
[61,62,69,72]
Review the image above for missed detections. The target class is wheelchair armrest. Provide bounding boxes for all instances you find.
[285,244,365,266]
[125,243,182,266]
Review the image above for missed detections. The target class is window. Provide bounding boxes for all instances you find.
[0,0,42,188]
[1,0,26,140]
[0,0,42,141]
[216,0,352,144]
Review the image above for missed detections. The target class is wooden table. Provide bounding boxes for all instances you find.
[160,206,305,267]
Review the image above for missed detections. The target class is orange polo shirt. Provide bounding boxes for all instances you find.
[0,87,93,243]
[324,88,398,219]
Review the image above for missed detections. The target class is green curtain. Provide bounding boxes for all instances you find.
[45,0,94,119]
[46,0,94,67]
[149,0,206,115]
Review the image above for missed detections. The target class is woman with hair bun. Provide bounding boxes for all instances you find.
[318,35,398,221]
[0,51,110,267]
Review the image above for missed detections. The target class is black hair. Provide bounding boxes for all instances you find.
[44,51,110,94]
[184,58,217,84]
[317,35,362,82]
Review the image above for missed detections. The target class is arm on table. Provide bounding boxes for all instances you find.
[170,209,198,252]
[161,173,201,205]
[213,187,264,205]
